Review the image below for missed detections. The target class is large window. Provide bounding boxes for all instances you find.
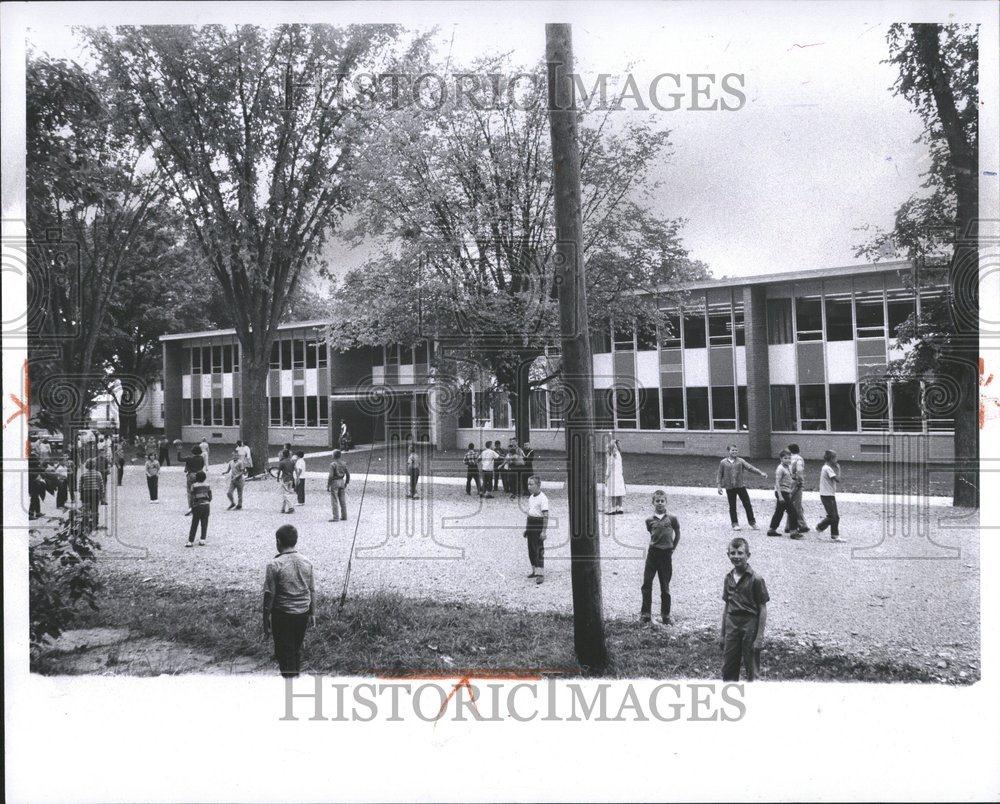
[613,320,635,351]
[223,345,234,373]
[270,397,281,426]
[766,298,793,345]
[183,400,193,425]
[686,387,709,430]
[770,385,797,431]
[318,396,328,426]
[294,396,306,426]
[636,319,657,351]
[490,394,510,429]
[459,392,473,428]
[593,389,614,430]
[415,341,428,364]
[234,398,241,425]
[615,387,637,429]
[317,342,327,368]
[639,388,660,430]
[212,346,223,373]
[855,291,886,338]
[661,388,684,429]
[281,396,293,427]
[733,304,745,347]
[306,397,318,427]
[591,322,611,354]
[711,386,736,430]
[400,344,414,366]
[202,399,212,426]
[737,386,748,430]
[306,340,318,369]
[190,347,202,375]
[223,398,234,427]
[386,344,399,366]
[799,384,827,430]
[708,304,733,346]
[859,380,889,430]
[683,310,707,349]
[887,292,916,340]
[795,297,823,342]
[280,340,293,370]
[659,311,681,348]
[829,384,858,431]
[202,346,212,375]
[371,345,383,367]
[825,295,853,341]
[270,341,280,369]
[292,339,305,369]
[891,380,923,432]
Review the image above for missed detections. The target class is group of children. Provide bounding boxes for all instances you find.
[463,439,535,499]
[717,444,841,540]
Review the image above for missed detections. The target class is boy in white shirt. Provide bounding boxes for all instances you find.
[294,450,307,505]
[479,442,499,499]
[524,476,549,584]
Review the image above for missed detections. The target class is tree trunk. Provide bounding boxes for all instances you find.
[546,22,609,674]
[240,357,270,478]
[119,409,138,441]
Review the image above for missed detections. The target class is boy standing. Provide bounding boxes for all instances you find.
[144,453,160,503]
[768,450,803,538]
[463,442,481,496]
[641,490,681,626]
[716,445,767,531]
[262,524,316,678]
[223,449,246,510]
[294,450,307,506]
[720,537,769,681]
[183,446,205,516]
[186,471,212,546]
[479,441,499,498]
[277,449,297,514]
[406,442,420,499]
[326,449,350,522]
[816,449,841,540]
[199,437,210,469]
[524,476,549,584]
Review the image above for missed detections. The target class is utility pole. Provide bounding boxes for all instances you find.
[545,22,609,673]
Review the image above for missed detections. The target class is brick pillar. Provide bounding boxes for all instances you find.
[162,341,184,440]
[743,285,772,459]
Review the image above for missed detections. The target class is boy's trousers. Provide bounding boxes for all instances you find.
[722,611,760,681]
[640,546,673,621]
[725,487,756,526]
[769,491,800,532]
[524,516,545,569]
[271,610,309,677]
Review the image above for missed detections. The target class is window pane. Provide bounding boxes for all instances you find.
[281,397,293,427]
[400,345,414,366]
[318,396,328,425]
[636,319,657,351]
[270,397,281,425]
[212,346,222,373]
[737,386,748,430]
[615,385,637,427]
[855,292,885,338]
[317,342,327,368]
[281,340,292,370]
[659,311,681,348]
[825,296,853,341]
[795,298,823,341]
[708,304,732,346]
[591,322,611,354]
[183,400,193,425]
[307,396,318,427]
[683,310,706,348]
[459,392,473,428]
[223,398,233,426]
[829,384,857,431]
[613,320,634,351]
[859,380,889,430]
[639,388,660,430]
[191,400,201,425]
[711,385,736,430]
[733,305,745,347]
[191,347,201,375]
[212,399,222,425]
[371,345,383,367]
[234,398,240,425]
[233,346,240,373]
[661,388,684,428]
[305,340,317,369]
[294,396,306,426]
[202,347,212,374]
[766,298,793,345]
[686,387,709,430]
[223,345,233,373]
[887,293,916,340]
[415,341,428,364]
[270,341,280,369]
[770,385,797,431]
[293,339,305,369]
[891,380,922,432]
[799,384,827,430]
[593,389,614,429]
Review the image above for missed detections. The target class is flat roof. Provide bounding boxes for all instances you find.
[159,319,330,342]
[659,259,918,294]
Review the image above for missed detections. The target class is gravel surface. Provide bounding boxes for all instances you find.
[83,467,979,664]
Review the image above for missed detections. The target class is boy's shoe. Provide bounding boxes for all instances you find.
[790,531,805,539]
[732,524,741,531]
[766,529,781,537]
[749,523,759,530]
[661,617,672,626]
[639,615,651,624]
[235,505,242,510]
[197,540,206,546]
[184,510,192,517]
[535,575,544,585]
[227,503,236,510]
[527,571,537,578]
[800,525,811,532]
[184,542,193,548]
[831,534,841,541]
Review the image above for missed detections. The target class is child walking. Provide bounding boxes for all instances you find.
[816,449,841,540]
[767,450,803,538]
[186,470,212,546]
[224,448,247,510]
[641,490,680,626]
[720,537,769,681]
[524,476,549,584]
[144,453,160,503]
[716,445,767,531]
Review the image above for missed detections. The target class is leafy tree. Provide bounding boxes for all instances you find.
[27,54,166,436]
[857,24,978,507]
[88,23,402,466]
[331,57,707,443]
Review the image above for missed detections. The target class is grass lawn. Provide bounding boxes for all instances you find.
[34,571,971,683]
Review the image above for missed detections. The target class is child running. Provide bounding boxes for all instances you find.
[716,445,767,531]
[767,450,803,538]
[186,471,212,547]
[524,476,549,584]
[641,490,680,626]
[816,449,842,541]
[720,537,769,681]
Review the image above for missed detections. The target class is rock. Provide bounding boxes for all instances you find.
[936,660,948,669]
[959,671,968,679]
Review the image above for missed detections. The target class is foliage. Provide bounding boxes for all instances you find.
[29,510,103,650]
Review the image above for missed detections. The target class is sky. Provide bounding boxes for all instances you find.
[15,1,961,282]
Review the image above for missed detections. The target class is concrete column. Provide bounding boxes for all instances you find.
[743,285,772,459]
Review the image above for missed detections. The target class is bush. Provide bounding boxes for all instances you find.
[29,509,102,650]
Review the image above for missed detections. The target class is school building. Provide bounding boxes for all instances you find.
[159,260,955,462]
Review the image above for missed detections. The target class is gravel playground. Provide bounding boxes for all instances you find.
[73,462,981,675]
